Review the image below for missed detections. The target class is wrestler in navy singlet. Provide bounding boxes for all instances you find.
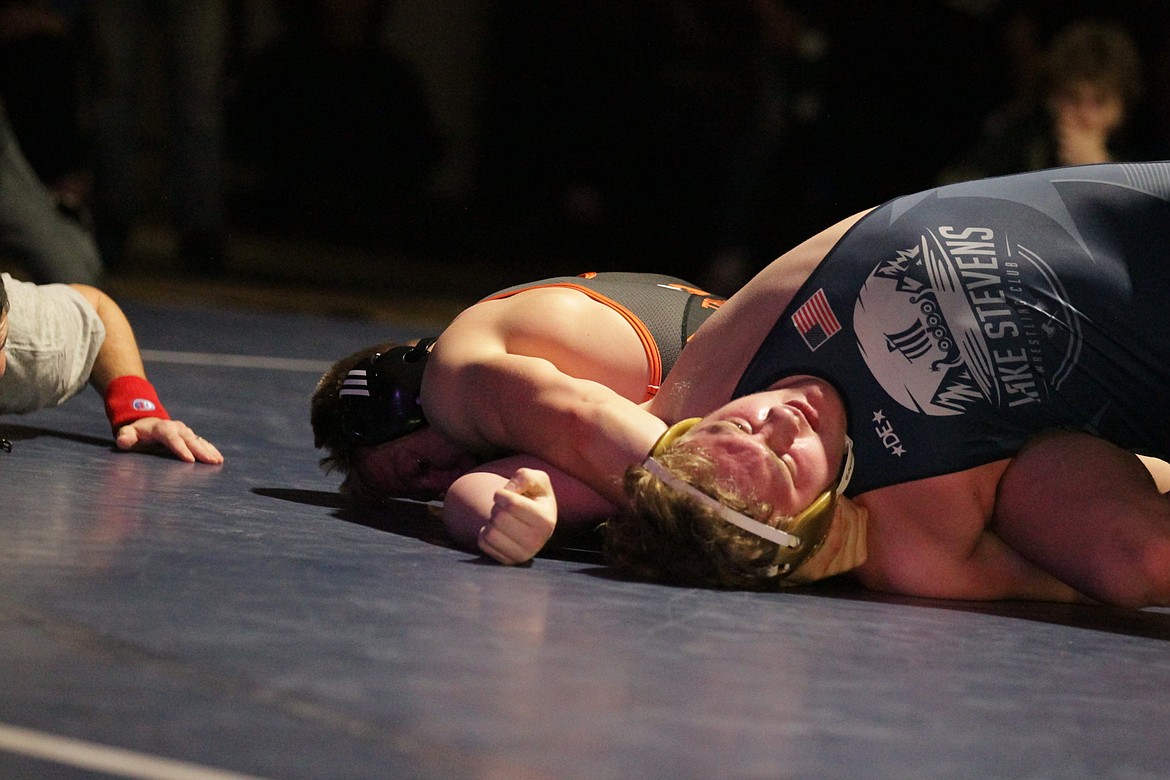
[734,162,1170,495]
[486,272,723,385]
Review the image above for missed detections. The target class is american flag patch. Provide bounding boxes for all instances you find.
[792,288,841,351]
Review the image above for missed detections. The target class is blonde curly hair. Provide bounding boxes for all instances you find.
[604,446,800,589]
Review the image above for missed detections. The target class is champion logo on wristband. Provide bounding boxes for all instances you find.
[104,375,170,429]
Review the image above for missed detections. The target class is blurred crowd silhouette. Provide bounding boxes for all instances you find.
[2,0,1170,296]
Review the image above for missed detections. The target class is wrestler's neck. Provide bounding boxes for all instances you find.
[786,497,868,585]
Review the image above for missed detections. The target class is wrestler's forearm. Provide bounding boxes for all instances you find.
[66,284,221,464]
[997,431,1170,607]
[68,284,147,392]
[444,455,618,550]
[558,395,667,505]
[424,351,665,506]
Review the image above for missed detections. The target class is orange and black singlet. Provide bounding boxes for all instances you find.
[483,272,724,399]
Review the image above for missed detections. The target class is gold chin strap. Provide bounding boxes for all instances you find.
[648,418,703,457]
[644,416,854,576]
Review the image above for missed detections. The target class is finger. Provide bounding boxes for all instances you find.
[138,422,197,463]
[478,523,534,565]
[490,498,557,555]
[496,476,556,508]
[492,489,547,530]
[486,509,552,554]
[188,435,224,465]
[163,436,197,464]
[130,419,225,465]
[114,425,140,452]
[504,468,552,499]
[477,532,519,565]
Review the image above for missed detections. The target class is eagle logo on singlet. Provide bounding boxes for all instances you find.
[853,226,1078,417]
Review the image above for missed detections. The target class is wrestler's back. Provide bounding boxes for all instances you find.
[445,287,657,403]
[651,210,870,423]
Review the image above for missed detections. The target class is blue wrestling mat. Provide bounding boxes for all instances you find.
[2,298,1169,779]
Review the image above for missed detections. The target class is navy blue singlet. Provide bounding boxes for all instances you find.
[734,162,1170,495]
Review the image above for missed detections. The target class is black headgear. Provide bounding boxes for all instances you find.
[338,338,437,445]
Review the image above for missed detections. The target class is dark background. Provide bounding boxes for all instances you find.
[4,0,1170,304]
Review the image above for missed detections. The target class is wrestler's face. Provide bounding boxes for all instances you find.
[342,425,479,503]
[676,376,849,520]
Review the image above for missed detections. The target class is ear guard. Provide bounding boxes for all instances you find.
[338,338,437,445]
[644,417,855,576]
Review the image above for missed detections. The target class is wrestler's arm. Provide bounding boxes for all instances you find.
[442,454,616,564]
[848,468,1088,603]
[857,526,1089,603]
[422,325,666,507]
[994,431,1170,608]
[69,285,223,464]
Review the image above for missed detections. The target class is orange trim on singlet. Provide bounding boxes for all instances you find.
[481,282,663,402]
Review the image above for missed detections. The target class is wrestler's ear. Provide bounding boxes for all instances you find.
[784,496,868,586]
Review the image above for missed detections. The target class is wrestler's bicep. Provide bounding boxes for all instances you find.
[425,343,610,454]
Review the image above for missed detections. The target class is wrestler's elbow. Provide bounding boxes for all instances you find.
[1087,535,1170,608]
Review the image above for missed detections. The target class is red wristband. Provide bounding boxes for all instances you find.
[104,375,170,430]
